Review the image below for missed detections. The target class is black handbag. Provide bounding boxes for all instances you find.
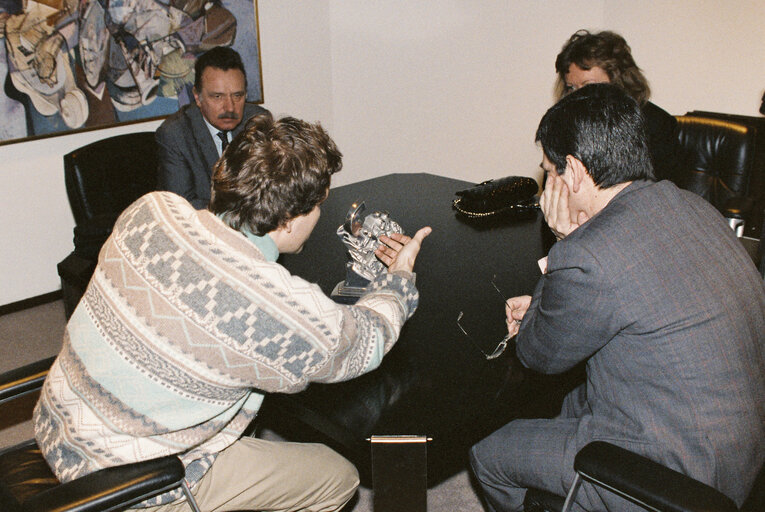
[452,176,539,219]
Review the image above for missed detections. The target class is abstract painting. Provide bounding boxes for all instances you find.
[0,0,263,145]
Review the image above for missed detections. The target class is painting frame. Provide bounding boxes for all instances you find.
[0,0,264,146]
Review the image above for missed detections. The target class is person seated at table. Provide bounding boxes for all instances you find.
[156,46,269,209]
[34,112,432,512]
[469,84,764,512]
[554,29,679,180]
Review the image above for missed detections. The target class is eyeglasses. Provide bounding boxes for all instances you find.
[457,278,513,360]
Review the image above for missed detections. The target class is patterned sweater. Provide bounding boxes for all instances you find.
[34,192,419,506]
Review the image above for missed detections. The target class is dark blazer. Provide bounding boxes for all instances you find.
[642,101,679,181]
[517,180,765,506]
[156,102,268,209]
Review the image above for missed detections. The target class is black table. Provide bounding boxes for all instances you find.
[261,173,569,487]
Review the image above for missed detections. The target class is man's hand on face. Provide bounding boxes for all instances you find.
[375,227,433,274]
[539,171,589,240]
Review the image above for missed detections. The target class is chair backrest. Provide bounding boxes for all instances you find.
[682,111,765,240]
[674,115,755,213]
[64,132,158,226]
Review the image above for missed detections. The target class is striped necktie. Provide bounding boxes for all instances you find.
[217,131,229,152]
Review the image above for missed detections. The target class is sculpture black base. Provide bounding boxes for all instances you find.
[331,271,371,305]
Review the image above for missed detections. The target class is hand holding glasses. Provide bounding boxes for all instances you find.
[457,278,518,360]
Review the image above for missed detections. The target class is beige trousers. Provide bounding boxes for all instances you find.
[143,437,359,512]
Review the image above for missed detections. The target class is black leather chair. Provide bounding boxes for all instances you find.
[0,357,201,512]
[523,441,764,512]
[674,113,763,239]
[57,132,159,318]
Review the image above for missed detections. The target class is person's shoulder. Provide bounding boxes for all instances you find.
[157,103,199,133]
[642,101,677,127]
[608,179,676,213]
[244,103,269,117]
[608,180,721,226]
[660,180,723,217]
[113,191,184,231]
[130,190,192,211]
[564,181,657,242]
[551,182,658,266]
[115,192,252,259]
[632,179,707,206]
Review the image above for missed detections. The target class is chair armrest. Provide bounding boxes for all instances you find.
[23,455,186,512]
[57,252,97,290]
[0,356,56,405]
[574,441,737,512]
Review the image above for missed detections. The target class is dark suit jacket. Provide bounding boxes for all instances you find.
[643,101,679,181]
[517,180,765,506]
[156,102,268,209]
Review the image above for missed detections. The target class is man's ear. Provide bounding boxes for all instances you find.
[564,155,588,193]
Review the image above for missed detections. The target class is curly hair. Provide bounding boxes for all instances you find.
[554,30,650,104]
[210,113,343,235]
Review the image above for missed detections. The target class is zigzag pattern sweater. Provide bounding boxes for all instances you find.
[34,192,419,506]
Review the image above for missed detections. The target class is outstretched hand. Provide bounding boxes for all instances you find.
[540,171,589,239]
[375,227,433,274]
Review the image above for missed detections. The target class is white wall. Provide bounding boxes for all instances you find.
[603,0,765,117]
[325,0,764,187]
[257,1,334,127]
[326,1,603,186]
[0,120,164,306]
[2,0,764,305]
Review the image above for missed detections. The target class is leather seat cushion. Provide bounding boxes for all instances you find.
[0,440,59,510]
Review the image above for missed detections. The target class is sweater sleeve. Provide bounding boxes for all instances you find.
[317,270,418,382]
[251,265,419,388]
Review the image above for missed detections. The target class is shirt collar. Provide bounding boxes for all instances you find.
[216,214,279,262]
[242,228,280,262]
[202,117,226,156]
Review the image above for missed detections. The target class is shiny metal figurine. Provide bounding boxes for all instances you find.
[331,201,403,303]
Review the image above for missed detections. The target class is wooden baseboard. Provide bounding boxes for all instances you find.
[0,290,62,316]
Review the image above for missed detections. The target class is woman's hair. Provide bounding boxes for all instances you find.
[554,30,651,104]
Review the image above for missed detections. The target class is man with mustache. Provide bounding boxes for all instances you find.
[156,46,268,209]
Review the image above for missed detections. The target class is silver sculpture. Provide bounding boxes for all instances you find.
[331,201,403,303]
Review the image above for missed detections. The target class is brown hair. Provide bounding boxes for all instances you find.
[210,113,342,235]
[554,30,650,104]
